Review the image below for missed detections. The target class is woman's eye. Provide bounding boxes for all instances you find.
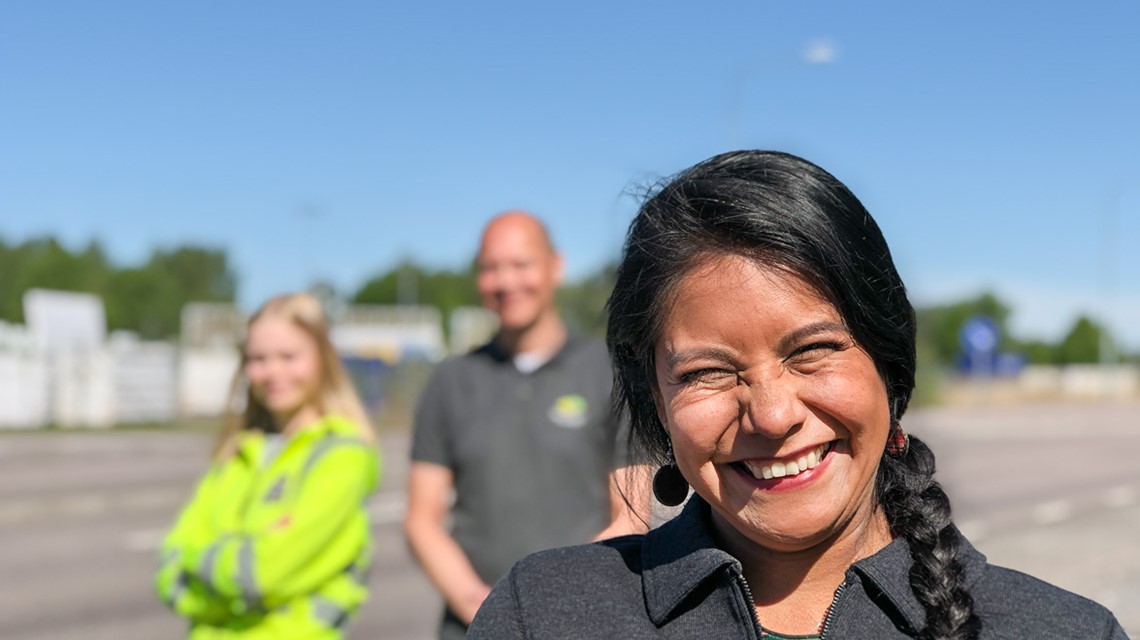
[787,341,845,362]
[679,368,734,385]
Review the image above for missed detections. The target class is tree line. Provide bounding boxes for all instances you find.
[916,292,1125,366]
[0,235,1129,365]
[354,262,1130,366]
[0,236,236,340]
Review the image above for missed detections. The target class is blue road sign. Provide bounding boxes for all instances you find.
[960,315,1000,376]
[961,316,999,354]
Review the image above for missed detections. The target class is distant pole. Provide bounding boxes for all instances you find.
[299,204,322,285]
[1099,185,1123,375]
[397,262,418,306]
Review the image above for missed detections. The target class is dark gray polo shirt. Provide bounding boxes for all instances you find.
[411,332,628,588]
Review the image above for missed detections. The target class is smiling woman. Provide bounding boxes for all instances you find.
[155,293,381,640]
[468,151,1129,639]
[655,254,893,562]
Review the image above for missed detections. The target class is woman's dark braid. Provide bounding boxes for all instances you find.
[877,435,981,640]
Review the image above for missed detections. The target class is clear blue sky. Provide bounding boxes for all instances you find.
[2,1,1138,348]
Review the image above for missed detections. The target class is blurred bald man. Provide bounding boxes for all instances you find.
[404,211,648,639]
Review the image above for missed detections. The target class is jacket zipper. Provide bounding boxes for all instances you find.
[734,567,850,639]
[731,568,764,640]
[818,579,847,639]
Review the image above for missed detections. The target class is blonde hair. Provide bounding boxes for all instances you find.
[212,292,376,460]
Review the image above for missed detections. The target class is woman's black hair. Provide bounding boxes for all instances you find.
[606,150,980,639]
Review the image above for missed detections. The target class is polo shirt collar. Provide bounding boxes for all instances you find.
[639,495,989,630]
[483,325,580,371]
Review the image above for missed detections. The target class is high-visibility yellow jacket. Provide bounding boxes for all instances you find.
[156,415,380,639]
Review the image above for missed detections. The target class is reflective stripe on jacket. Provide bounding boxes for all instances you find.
[156,415,380,639]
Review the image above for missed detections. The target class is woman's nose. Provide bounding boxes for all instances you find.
[739,375,807,440]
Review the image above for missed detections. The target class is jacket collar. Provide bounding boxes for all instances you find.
[847,524,988,632]
[641,497,738,626]
[234,415,341,464]
[640,495,989,630]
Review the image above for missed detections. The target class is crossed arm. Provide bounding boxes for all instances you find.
[157,446,375,620]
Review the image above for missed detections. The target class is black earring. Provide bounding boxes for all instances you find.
[652,445,689,507]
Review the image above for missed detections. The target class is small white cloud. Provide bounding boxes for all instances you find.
[803,39,839,65]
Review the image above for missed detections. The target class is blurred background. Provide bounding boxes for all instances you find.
[1,1,1137,637]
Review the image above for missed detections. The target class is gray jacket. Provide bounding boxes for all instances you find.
[470,497,1128,639]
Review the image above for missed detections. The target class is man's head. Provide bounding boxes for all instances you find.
[476,210,564,334]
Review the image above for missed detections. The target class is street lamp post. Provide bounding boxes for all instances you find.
[1099,186,1120,371]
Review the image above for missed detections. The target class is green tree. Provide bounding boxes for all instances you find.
[0,237,110,323]
[352,261,480,323]
[1056,316,1112,364]
[557,262,617,338]
[104,267,181,339]
[1012,339,1058,365]
[915,292,1012,366]
[0,235,235,339]
[102,245,236,339]
[149,246,237,302]
[352,259,620,341]
[0,235,20,322]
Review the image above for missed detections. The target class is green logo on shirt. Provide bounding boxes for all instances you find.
[548,394,589,428]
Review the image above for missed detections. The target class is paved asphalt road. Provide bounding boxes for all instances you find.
[1,400,1137,639]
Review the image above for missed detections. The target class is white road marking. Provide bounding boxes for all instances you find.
[0,501,44,525]
[118,489,185,509]
[124,528,167,552]
[1103,484,1138,509]
[59,495,111,515]
[1031,499,1075,525]
[0,488,191,524]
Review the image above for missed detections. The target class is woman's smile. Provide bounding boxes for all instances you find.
[729,440,836,492]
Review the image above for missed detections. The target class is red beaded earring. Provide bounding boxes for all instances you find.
[886,422,910,458]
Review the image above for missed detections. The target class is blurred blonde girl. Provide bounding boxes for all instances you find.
[156,292,380,639]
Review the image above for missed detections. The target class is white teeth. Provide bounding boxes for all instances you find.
[742,443,830,481]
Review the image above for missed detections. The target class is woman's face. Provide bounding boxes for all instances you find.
[653,253,891,553]
[244,316,322,421]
